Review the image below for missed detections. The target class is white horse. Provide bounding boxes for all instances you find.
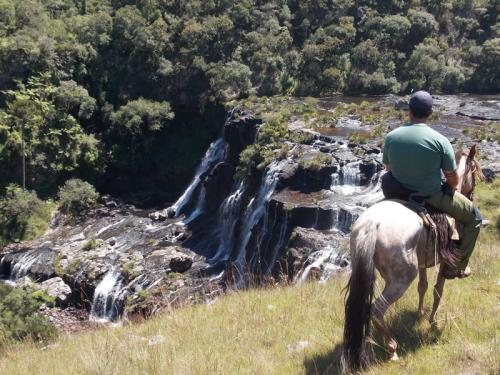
[341,145,483,372]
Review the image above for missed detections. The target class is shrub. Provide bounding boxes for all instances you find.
[0,185,51,245]
[82,236,99,251]
[58,179,98,216]
[0,283,57,345]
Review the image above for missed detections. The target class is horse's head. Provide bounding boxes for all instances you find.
[454,144,484,200]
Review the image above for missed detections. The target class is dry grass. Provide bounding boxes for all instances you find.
[0,182,498,375]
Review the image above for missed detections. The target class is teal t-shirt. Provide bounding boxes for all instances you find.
[382,123,457,195]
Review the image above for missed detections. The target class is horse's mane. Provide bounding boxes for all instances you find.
[455,147,484,182]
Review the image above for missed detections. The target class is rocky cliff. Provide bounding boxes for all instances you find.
[1,95,498,325]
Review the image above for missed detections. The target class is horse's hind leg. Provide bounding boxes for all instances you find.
[418,268,428,319]
[372,269,417,361]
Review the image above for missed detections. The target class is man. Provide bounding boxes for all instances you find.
[382,90,480,279]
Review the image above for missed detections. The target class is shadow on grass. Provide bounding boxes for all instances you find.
[304,309,442,375]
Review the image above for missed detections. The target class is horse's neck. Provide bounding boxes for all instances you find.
[456,156,467,192]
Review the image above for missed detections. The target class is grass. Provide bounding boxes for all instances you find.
[0,181,498,375]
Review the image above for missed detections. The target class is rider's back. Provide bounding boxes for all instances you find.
[383,124,456,195]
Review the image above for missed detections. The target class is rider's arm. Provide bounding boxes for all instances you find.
[444,170,458,189]
[385,164,391,171]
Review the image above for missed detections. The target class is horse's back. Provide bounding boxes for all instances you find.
[353,200,422,235]
[352,200,424,275]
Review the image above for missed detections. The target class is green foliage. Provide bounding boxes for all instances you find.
[57,178,98,216]
[299,152,333,172]
[475,179,500,235]
[0,0,498,199]
[0,75,102,194]
[0,283,57,344]
[53,254,65,277]
[0,184,51,245]
[82,236,98,251]
[462,124,500,143]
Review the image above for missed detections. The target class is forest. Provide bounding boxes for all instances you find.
[0,0,498,205]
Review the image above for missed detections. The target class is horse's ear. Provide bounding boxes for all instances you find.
[469,144,477,159]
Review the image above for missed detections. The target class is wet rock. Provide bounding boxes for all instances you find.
[40,277,72,306]
[146,247,193,273]
[394,99,408,110]
[149,209,170,221]
[203,162,235,213]
[105,200,118,209]
[224,110,261,163]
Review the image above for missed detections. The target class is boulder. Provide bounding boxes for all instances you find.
[40,277,72,306]
[146,247,193,273]
[149,209,170,221]
[394,99,408,110]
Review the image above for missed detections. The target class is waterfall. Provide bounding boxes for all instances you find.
[9,253,40,281]
[297,245,349,283]
[342,161,362,186]
[233,160,287,282]
[264,210,289,275]
[170,138,226,218]
[210,181,245,263]
[331,161,363,195]
[90,268,127,322]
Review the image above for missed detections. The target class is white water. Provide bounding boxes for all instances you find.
[296,163,383,282]
[9,253,40,281]
[233,160,287,282]
[264,210,289,275]
[96,219,126,236]
[331,161,363,195]
[90,268,126,322]
[171,138,226,217]
[210,181,245,263]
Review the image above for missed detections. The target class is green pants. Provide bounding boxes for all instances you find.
[425,190,480,270]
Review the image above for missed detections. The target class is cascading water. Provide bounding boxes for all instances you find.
[296,161,383,283]
[210,181,245,263]
[233,160,287,283]
[297,245,349,283]
[170,138,226,218]
[331,161,363,195]
[90,267,127,322]
[8,253,40,281]
[264,210,289,276]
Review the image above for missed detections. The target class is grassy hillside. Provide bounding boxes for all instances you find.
[0,182,498,375]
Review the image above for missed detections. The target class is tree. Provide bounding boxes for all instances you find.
[407,9,438,47]
[0,184,51,244]
[0,75,101,193]
[207,61,253,101]
[405,38,445,91]
[109,98,174,172]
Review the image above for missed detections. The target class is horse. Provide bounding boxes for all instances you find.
[341,144,484,372]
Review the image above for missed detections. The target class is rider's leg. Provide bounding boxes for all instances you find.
[425,190,480,272]
[417,268,428,319]
[372,267,417,361]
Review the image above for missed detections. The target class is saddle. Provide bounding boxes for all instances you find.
[381,172,461,268]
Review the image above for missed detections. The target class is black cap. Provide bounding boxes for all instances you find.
[409,90,433,116]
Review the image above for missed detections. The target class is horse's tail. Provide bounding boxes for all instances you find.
[341,221,377,373]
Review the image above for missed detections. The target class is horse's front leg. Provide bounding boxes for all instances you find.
[429,265,446,325]
[417,268,428,319]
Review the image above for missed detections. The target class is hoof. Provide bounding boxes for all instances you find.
[417,310,425,320]
[429,316,437,327]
